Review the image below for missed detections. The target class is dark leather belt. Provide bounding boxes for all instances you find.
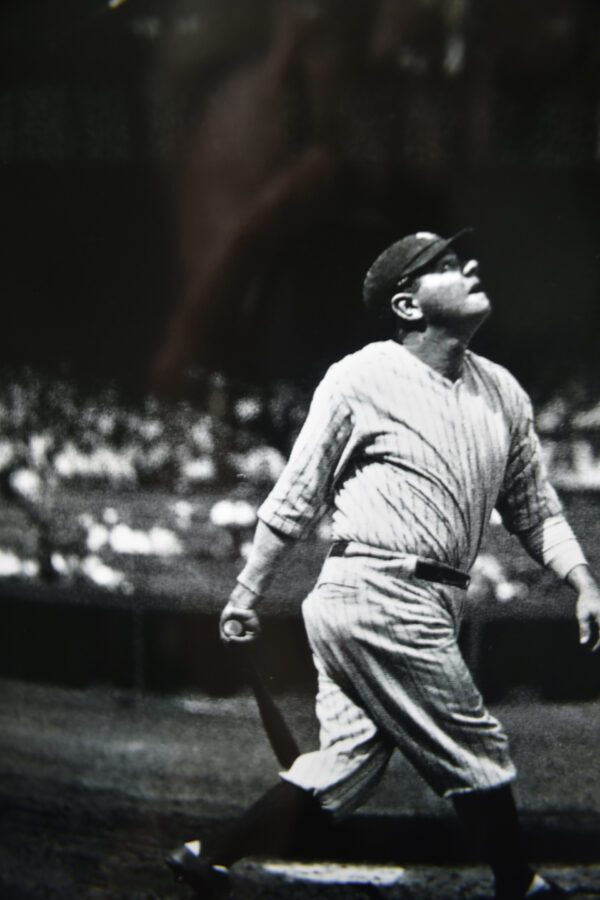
[412,558,470,590]
[329,541,470,590]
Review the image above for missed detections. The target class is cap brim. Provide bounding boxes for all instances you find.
[402,227,474,280]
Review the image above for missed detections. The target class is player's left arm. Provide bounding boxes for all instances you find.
[515,516,600,651]
[565,563,600,652]
[496,383,600,650]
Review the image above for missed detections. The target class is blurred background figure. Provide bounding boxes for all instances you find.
[149,0,600,396]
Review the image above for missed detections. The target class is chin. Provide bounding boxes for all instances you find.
[469,292,491,316]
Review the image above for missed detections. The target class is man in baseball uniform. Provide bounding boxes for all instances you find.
[167,230,600,899]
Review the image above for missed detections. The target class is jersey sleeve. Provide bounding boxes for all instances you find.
[496,383,563,533]
[496,381,587,578]
[257,366,353,539]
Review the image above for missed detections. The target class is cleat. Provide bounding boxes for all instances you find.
[165,841,230,898]
[528,881,569,898]
[496,876,570,899]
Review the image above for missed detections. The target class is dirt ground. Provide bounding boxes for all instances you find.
[1,489,600,897]
[1,679,599,900]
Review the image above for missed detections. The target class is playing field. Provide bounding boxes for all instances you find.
[0,488,599,898]
[1,679,600,899]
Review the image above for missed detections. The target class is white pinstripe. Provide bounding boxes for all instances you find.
[259,341,563,568]
[281,555,515,813]
[258,340,583,812]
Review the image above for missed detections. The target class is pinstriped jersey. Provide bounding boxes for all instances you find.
[258,340,563,571]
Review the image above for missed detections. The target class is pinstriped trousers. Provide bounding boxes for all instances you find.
[281,553,516,815]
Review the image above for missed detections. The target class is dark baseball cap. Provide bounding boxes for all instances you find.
[363,228,472,316]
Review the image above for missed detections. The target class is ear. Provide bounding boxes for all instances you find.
[390,292,424,323]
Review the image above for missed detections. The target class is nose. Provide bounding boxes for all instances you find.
[462,259,479,277]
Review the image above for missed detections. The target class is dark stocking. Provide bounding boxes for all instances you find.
[212,780,334,868]
[452,784,534,898]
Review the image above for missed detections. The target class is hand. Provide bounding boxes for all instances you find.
[219,582,261,644]
[575,582,600,652]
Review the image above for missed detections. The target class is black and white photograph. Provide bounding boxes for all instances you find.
[1,1,600,898]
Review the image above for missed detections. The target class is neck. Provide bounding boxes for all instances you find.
[397,329,470,381]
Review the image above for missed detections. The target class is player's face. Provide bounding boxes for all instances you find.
[411,251,491,328]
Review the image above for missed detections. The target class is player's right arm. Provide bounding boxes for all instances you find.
[220,364,353,643]
[220,519,293,643]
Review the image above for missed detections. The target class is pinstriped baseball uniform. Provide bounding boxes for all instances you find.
[258,340,586,814]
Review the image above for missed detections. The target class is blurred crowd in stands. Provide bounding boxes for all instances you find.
[0,367,309,494]
[2,367,600,596]
[3,367,600,492]
[0,368,306,589]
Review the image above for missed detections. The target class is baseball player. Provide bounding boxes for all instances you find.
[167,230,600,899]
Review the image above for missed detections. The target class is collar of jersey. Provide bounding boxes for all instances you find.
[386,340,472,388]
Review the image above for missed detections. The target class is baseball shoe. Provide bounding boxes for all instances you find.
[165,840,230,898]
[495,875,570,899]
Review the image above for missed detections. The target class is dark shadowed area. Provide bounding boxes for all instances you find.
[1,0,600,396]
